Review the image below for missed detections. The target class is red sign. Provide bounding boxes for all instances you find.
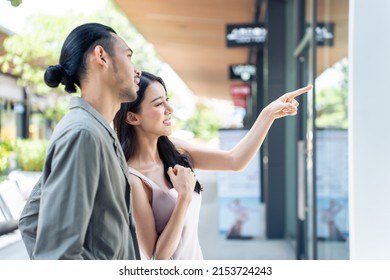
[232,95,247,108]
[230,84,250,108]
[230,84,251,96]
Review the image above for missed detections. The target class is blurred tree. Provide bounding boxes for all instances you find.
[15,139,48,171]
[0,16,78,95]
[184,102,221,140]
[0,1,162,95]
[0,139,14,177]
[0,1,221,141]
[0,1,163,125]
[316,87,348,128]
[7,0,22,7]
[316,59,348,129]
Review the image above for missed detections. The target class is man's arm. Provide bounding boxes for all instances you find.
[18,176,42,259]
[33,130,100,259]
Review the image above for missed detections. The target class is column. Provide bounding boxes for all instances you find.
[348,0,390,259]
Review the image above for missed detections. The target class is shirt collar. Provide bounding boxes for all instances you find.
[69,96,117,140]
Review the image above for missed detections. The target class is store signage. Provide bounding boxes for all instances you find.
[232,95,247,108]
[229,64,256,81]
[307,22,335,46]
[226,23,267,47]
[230,84,251,108]
[316,22,334,46]
[230,84,251,96]
[230,84,250,108]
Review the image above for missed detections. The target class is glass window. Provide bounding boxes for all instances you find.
[314,0,349,260]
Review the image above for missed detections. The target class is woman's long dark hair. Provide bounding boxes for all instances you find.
[114,71,202,193]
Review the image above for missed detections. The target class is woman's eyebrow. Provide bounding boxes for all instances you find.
[150,96,164,103]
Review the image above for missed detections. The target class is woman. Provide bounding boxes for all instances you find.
[114,71,312,260]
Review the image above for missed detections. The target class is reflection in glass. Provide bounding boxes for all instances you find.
[314,0,349,260]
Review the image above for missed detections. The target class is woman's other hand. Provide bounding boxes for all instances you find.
[167,165,196,202]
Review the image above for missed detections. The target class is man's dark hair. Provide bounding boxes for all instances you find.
[44,23,117,93]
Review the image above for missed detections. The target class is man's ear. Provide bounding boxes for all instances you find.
[93,45,108,67]
[126,112,140,125]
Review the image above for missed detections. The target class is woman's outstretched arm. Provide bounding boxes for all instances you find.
[172,85,313,171]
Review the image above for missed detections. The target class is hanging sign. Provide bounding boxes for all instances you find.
[229,64,256,81]
[230,84,251,96]
[306,22,335,46]
[230,84,251,108]
[316,22,335,46]
[226,23,267,47]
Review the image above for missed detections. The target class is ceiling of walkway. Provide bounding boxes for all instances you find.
[113,0,257,101]
[113,0,348,101]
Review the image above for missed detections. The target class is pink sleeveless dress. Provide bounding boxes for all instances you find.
[128,167,203,260]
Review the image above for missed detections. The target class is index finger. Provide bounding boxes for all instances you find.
[285,85,313,102]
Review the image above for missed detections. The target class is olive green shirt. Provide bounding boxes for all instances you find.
[18,97,140,260]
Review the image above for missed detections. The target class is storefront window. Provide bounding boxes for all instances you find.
[314,0,349,260]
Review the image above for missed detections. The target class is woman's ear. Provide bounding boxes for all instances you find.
[126,112,140,125]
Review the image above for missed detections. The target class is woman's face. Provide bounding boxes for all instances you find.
[135,81,173,137]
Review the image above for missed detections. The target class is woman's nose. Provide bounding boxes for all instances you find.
[166,103,173,114]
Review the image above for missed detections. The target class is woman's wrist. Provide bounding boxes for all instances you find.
[261,106,276,122]
[177,192,192,205]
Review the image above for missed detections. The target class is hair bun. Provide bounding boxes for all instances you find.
[44,64,64,88]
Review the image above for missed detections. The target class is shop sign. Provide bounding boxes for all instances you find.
[307,22,335,46]
[229,64,256,81]
[226,23,267,47]
[230,84,251,96]
[232,94,247,108]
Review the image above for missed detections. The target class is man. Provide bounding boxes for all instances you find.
[18,23,141,259]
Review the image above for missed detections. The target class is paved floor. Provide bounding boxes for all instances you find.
[0,232,28,259]
[0,170,295,260]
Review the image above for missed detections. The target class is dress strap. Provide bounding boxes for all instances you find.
[128,167,159,190]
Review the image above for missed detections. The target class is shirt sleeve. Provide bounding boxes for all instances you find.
[33,129,100,260]
[18,176,42,259]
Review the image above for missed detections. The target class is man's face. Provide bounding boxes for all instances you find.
[110,34,141,103]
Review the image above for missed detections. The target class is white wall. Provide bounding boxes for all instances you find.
[0,74,23,101]
[348,0,390,259]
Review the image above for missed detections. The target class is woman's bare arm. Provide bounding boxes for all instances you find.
[172,85,312,171]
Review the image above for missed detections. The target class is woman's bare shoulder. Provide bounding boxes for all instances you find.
[129,173,153,203]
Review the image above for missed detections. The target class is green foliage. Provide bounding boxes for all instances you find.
[316,58,348,129]
[184,103,221,140]
[0,2,163,96]
[0,139,14,175]
[316,87,348,128]
[15,139,48,171]
[43,99,69,124]
[0,1,164,125]
[0,15,84,95]
[7,0,22,7]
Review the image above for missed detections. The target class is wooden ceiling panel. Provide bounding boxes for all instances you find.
[114,0,256,100]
